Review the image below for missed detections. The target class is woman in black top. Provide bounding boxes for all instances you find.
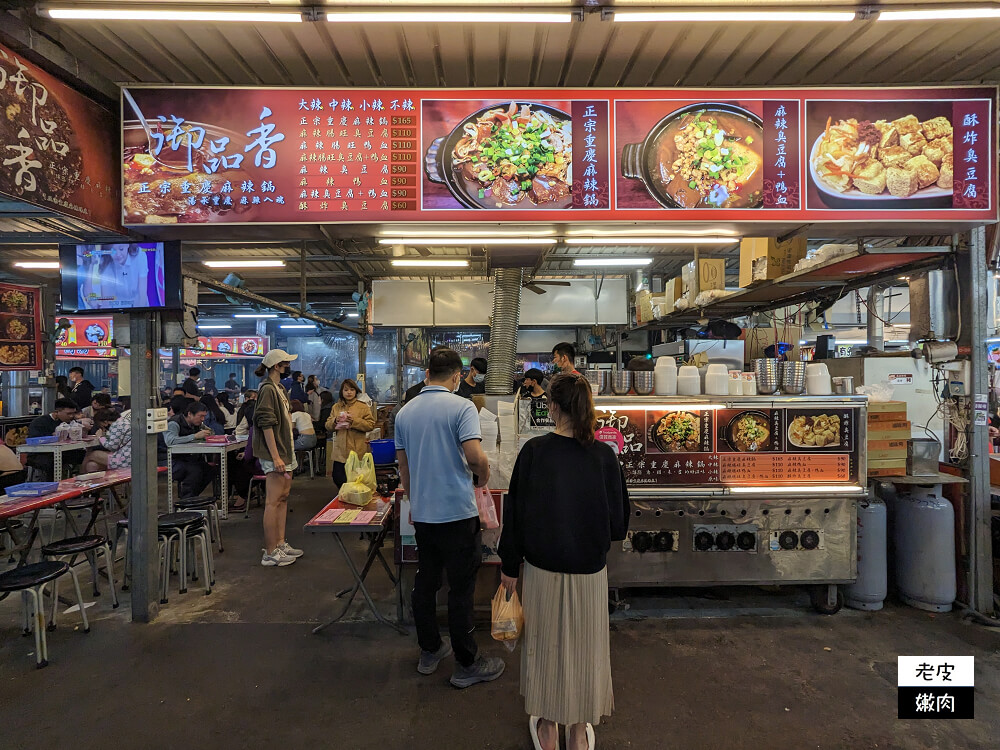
[499,373,629,750]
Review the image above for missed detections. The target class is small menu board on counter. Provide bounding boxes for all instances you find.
[595,402,862,488]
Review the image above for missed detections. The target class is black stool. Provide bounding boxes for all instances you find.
[0,561,86,668]
[41,535,118,610]
[158,512,214,603]
[175,495,223,553]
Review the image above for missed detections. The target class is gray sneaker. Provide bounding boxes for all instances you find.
[450,655,505,688]
[417,640,453,675]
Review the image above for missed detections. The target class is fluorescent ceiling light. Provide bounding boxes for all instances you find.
[280,324,317,329]
[197,324,232,330]
[13,261,60,269]
[612,10,855,23]
[879,8,1000,21]
[234,313,278,319]
[203,260,285,269]
[44,7,301,22]
[391,259,470,267]
[366,362,387,366]
[346,313,360,318]
[573,258,652,267]
[379,237,555,246]
[564,237,736,245]
[328,11,572,23]
[383,229,556,237]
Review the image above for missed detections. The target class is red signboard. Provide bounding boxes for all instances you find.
[121,86,996,225]
[56,316,113,347]
[178,336,268,358]
[0,42,120,232]
[0,283,42,370]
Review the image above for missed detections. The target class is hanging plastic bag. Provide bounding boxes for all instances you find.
[359,451,377,491]
[491,585,523,652]
[339,450,374,506]
[345,450,362,481]
[476,486,499,530]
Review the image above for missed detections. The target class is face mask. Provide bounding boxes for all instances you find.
[474,374,485,383]
[452,376,462,393]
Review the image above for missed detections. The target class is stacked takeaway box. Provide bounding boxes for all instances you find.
[867,401,910,477]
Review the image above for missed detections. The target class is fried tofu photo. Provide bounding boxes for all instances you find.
[904,154,940,189]
[878,145,911,169]
[892,114,921,136]
[899,131,928,156]
[937,153,954,190]
[874,120,899,149]
[921,140,947,167]
[921,116,953,141]
[852,160,887,195]
[886,166,919,198]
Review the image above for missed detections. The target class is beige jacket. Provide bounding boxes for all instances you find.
[326,398,376,464]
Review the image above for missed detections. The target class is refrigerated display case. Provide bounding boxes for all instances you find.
[590,394,868,614]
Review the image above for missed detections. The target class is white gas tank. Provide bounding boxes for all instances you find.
[845,496,887,611]
[894,485,956,613]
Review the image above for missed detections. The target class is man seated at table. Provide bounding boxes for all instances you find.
[163,401,215,498]
[82,392,112,420]
[26,398,86,480]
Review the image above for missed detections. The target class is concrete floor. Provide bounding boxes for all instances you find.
[2,476,999,749]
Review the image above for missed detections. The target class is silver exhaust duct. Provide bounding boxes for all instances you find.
[485,268,523,395]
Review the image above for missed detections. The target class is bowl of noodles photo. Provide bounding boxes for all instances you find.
[649,411,702,453]
[425,102,573,209]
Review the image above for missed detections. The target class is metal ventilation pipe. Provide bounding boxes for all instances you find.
[486,268,523,395]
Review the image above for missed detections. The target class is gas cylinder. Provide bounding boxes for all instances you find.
[894,485,956,613]
[845,496,887,611]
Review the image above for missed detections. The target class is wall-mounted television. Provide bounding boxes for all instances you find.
[59,241,182,312]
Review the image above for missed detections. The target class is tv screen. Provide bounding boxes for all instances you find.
[59,242,182,312]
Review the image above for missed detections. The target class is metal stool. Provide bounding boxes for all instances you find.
[175,495,223,553]
[295,449,316,479]
[41,534,118,609]
[157,512,214,603]
[0,561,86,668]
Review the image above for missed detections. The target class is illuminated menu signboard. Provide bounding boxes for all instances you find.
[595,404,862,488]
[121,86,995,225]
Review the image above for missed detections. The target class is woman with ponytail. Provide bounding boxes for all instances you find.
[498,373,630,750]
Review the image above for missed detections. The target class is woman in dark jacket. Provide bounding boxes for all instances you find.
[498,373,630,750]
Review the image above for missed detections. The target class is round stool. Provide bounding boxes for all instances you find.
[0,561,79,668]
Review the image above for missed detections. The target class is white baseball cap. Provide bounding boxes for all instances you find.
[261,349,297,369]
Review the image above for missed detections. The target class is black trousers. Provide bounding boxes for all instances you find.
[172,460,215,499]
[332,461,347,488]
[412,516,482,667]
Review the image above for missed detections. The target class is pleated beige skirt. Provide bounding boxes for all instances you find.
[520,562,614,726]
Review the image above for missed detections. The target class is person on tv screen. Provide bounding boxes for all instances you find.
[80,243,161,310]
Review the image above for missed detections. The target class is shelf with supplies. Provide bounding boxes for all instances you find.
[635,245,952,329]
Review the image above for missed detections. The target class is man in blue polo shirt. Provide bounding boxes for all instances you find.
[395,347,504,689]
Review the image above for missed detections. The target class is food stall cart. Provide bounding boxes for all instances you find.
[593,395,866,614]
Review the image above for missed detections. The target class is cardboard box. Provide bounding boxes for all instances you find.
[682,258,726,297]
[868,401,909,414]
[636,290,654,324]
[990,455,1000,487]
[868,422,912,441]
[869,447,909,461]
[867,419,911,431]
[869,411,911,424]
[869,457,908,476]
[868,438,909,453]
[739,236,809,288]
[665,277,684,303]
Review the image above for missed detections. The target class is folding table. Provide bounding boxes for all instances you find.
[305,496,405,635]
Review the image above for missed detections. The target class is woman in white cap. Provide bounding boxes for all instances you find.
[253,348,304,567]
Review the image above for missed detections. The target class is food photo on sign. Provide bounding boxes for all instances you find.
[422,99,574,210]
[0,283,42,369]
[615,100,765,209]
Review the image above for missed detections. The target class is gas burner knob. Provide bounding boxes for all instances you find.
[653,531,674,552]
[800,530,820,550]
[632,531,652,553]
[778,530,799,550]
[715,531,735,551]
[736,531,756,551]
[694,531,714,551]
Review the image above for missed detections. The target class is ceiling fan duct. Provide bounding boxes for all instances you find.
[485,267,523,395]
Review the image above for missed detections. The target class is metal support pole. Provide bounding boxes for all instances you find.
[129,314,160,623]
[866,285,885,351]
[40,287,57,415]
[959,227,994,615]
[171,347,180,389]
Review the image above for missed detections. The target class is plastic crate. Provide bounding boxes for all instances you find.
[4,482,60,498]
[25,436,59,446]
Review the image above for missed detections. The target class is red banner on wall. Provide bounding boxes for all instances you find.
[0,42,120,232]
[121,85,996,226]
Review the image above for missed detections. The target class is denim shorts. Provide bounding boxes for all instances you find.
[260,456,298,475]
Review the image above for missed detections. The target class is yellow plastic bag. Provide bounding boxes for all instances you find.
[491,585,524,652]
[345,450,362,481]
[358,451,377,491]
